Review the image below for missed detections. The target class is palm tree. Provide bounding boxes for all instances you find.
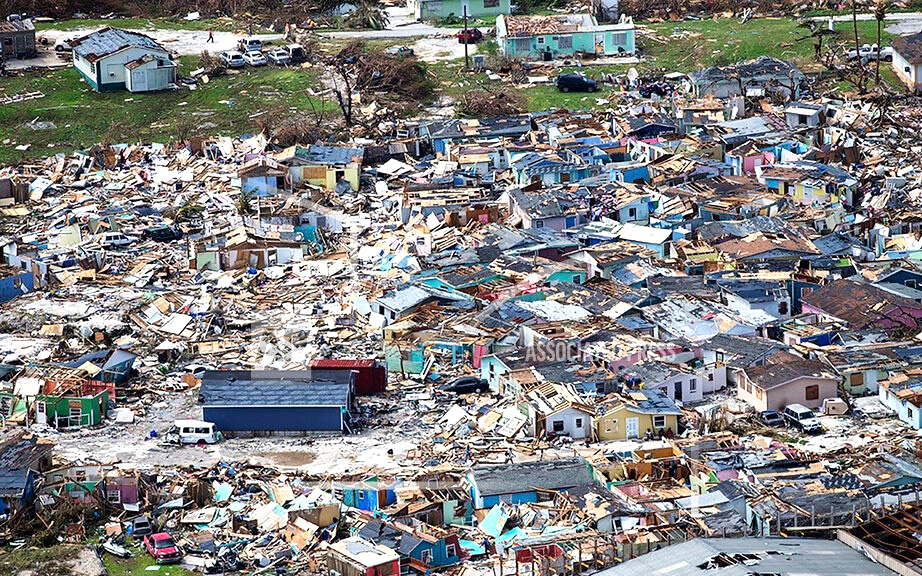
[853,0,865,92]
[177,200,205,223]
[236,190,257,216]
[875,0,888,88]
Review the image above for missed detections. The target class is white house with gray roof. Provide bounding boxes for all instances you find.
[70,27,176,92]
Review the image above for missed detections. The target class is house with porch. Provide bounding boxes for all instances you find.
[595,389,681,441]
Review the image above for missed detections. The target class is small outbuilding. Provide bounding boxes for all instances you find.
[0,19,36,62]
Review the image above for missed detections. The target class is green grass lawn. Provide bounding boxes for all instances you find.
[640,17,896,71]
[427,16,904,115]
[101,551,198,576]
[0,58,323,164]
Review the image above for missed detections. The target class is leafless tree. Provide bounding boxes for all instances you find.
[874,0,888,88]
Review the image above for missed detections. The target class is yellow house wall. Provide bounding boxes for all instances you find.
[596,407,678,441]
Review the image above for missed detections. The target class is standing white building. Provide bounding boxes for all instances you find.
[70,27,176,93]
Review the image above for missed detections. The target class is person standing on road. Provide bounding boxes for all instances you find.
[207,29,214,43]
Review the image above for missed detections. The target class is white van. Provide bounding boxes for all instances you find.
[165,419,221,445]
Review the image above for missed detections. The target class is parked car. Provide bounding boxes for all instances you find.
[220,51,245,68]
[164,419,221,445]
[440,376,488,394]
[131,516,156,537]
[238,37,263,53]
[847,43,893,62]
[782,403,824,434]
[556,73,598,93]
[144,533,183,564]
[386,45,414,58]
[266,48,290,65]
[283,43,307,63]
[99,232,138,248]
[457,28,483,44]
[243,50,267,66]
[54,37,77,52]
[142,225,182,242]
[758,410,785,427]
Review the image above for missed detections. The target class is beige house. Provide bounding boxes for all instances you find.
[737,351,839,412]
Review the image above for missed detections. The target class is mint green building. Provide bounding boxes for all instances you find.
[408,0,510,21]
[496,13,635,60]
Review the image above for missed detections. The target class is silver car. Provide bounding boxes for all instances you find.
[220,50,245,69]
[266,48,290,66]
[243,50,267,67]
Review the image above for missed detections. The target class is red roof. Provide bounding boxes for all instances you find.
[309,359,376,368]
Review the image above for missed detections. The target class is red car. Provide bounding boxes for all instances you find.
[457,28,483,44]
[143,532,183,564]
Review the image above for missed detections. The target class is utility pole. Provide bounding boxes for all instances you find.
[463,5,470,71]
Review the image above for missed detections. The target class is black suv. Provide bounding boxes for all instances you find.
[556,73,598,93]
[143,225,183,242]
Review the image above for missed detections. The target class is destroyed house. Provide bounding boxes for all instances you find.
[191,226,305,271]
[689,56,806,100]
[282,144,364,192]
[466,457,593,508]
[238,156,288,197]
[0,364,112,427]
[327,537,402,576]
[418,116,533,155]
[358,519,461,570]
[0,265,34,304]
[877,368,922,429]
[757,161,858,207]
[495,13,635,60]
[372,284,474,326]
[200,370,355,434]
[505,188,586,231]
[511,152,601,186]
[0,430,53,517]
[70,27,176,92]
[0,19,36,61]
[801,278,922,333]
[336,478,398,512]
[61,348,137,384]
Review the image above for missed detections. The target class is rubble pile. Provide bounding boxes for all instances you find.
[5,46,922,575]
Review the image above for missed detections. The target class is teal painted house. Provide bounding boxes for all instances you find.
[496,13,635,60]
[70,27,176,92]
[408,0,510,21]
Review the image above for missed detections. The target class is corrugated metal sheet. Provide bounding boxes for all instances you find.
[71,27,165,61]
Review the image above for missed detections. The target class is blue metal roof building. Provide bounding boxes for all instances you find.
[201,370,355,435]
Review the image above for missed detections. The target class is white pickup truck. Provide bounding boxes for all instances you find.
[847,43,893,62]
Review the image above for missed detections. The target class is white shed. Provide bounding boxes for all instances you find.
[125,55,177,93]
